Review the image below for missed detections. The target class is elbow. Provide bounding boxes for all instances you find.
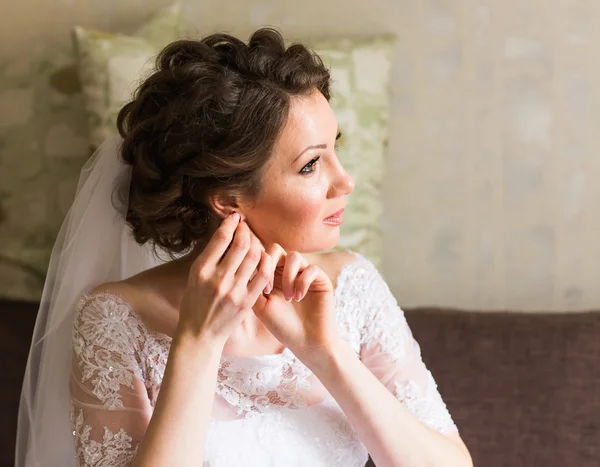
[448,431,472,467]
[434,452,472,467]
[441,434,473,467]
[457,446,473,467]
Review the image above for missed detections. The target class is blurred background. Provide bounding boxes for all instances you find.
[0,1,598,466]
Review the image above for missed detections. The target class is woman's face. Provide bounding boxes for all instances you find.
[239,90,354,253]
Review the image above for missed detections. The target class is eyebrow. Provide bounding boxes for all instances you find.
[293,130,342,163]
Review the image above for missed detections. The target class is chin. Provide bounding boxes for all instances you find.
[302,229,340,253]
[322,235,340,251]
[272,223,340,253]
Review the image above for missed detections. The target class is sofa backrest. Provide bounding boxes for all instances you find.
[405,308,600,467]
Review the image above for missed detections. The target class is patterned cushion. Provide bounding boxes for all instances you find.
[72,3,184,150]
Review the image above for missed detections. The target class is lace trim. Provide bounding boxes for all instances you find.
[334,252,369,353]
[72,253,367,418]
[325,406,367,464]
[74,293,172,409]
[73,295,146,410]
[70,405,138,467]
[216,348,313,417]
[335,253,458,435]
[394,372,458,435]
[140,333,170,389]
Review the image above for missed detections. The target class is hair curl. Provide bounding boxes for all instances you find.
[116,28,331,254]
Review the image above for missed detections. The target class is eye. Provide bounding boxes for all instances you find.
[335,131,342,152]
[300,156,320,175]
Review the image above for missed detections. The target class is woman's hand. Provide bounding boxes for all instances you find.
[252,242,341,362]
[176,213,274,346]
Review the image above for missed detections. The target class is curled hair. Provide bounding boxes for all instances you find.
[117,28,331,254]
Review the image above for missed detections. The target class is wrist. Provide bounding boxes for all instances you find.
[298,336,354,374]
[172,328,226,361]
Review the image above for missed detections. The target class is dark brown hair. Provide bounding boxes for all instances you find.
[117,28,331,254]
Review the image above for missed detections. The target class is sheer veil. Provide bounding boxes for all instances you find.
[15,136,164,466]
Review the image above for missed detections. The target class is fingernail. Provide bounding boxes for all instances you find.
[264,281,272,295]
[231,212,240,221]
[294,291,302,302]
[287,288,298,302]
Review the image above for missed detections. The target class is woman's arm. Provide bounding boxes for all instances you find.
[131,333,223,467]
[303,339,472,467]
[298,252,472,467]
[71,294,226,467]
[131,215,274,466]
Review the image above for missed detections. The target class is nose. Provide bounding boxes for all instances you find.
[328,159,355,198]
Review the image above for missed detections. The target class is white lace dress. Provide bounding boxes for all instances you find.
[69,252,458,467]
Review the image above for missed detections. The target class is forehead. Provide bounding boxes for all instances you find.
[276,91,338,151]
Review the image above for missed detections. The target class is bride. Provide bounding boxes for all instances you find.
[16,28,472,467]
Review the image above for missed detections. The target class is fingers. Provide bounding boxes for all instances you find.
[281,251,308,301]
[262,245,312,301]
[218,219,254,276]
[265,243,287,271]
[194,212,241,270]
[247,250,274,299]
[264,243,287,292]
[292,264,321,301]
[234,230,264,284]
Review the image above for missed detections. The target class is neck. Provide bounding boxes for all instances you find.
[171,241,207,270]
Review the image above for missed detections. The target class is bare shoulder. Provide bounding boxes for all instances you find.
[86,260,173,308]
[87,280,145,310]
[307,250,360,288]
[86,267,182,336]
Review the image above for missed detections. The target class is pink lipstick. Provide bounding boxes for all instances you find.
[323,209,344,226]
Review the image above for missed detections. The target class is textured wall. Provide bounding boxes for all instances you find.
[1,0,599,310]
[381,0,600,311]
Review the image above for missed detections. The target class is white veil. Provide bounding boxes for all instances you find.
[15,136,164,466]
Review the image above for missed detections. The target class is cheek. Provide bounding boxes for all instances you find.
[249,181,333,252]
[279,184,326,224]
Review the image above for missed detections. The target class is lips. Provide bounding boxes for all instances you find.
[323,208,344,225]
[324,208,344,219]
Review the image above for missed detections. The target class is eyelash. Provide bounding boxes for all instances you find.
[300,156,320,175]
[300,144,340,174]
[300,133,342,174]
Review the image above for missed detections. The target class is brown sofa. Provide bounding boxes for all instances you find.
[2,299,599,467]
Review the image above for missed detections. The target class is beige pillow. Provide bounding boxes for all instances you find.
[72,3,184,150]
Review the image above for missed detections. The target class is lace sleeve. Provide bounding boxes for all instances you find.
[343,254,458,435]
[70,293,154,466]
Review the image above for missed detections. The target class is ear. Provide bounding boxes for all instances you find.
[208,192,241,220]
